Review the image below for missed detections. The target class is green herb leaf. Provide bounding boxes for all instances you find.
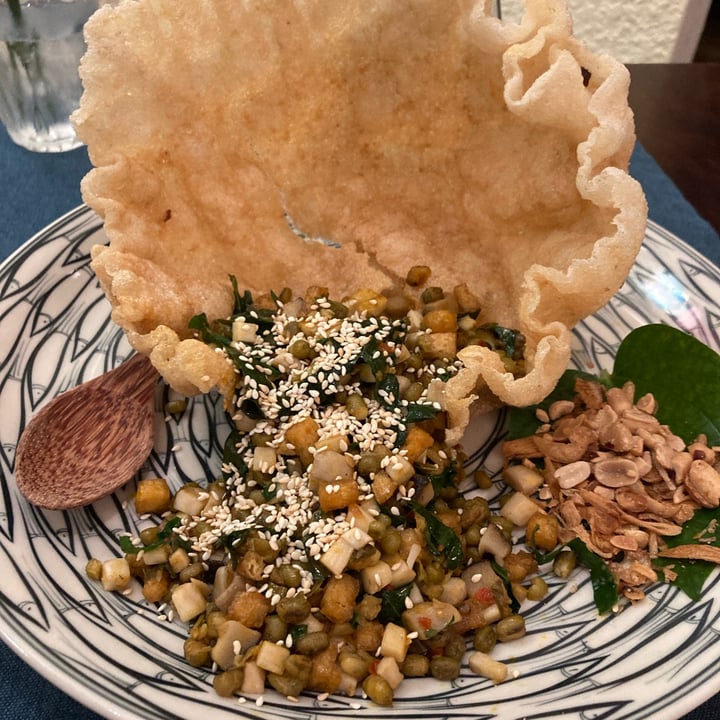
[189,312,232,348]
[612,324,720,445]
[376,373,400,408]
[360,336,387,376]
[490,560,520,613]
[222,428,248,480]
[654,507,720,600]
[404,402,439,424]
[378,583,413,625]
[428,462,457,498]
[483,324,526,360]
[290,624,309,641]
[118,516,183,555]
[229,275,248,316]
[119,535,138,555]
[240,397,265,420]
[411,502,464,570]
[567,538,619,614]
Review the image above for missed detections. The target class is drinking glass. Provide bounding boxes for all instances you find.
[0,0,108,153]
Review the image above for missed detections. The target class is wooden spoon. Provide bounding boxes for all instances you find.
[15,353,159,510]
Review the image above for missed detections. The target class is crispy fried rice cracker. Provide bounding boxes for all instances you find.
[74,0,646,442]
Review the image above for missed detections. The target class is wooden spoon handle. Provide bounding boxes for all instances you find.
[97,353,158,405]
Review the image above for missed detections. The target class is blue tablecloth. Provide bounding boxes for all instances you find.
[0,124,718,719]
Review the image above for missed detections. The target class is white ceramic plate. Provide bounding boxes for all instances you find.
[1,206,720,720]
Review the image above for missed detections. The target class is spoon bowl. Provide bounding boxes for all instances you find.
[15,353,159,510]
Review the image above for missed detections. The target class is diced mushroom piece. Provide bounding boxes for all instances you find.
[361,561,393,594]
[171,579,211,622]
[310,450,354,484]
[478,523,511,562]
[320,537,355,576]
[380,623,410,662]
[256,640,290,674]
[240,661,266,695]
[461,561,506,604]
[101,558,131,592]
[372,657,402,693]
[211,621,261,670]
[439,576,468,606]
[213,571,245,611]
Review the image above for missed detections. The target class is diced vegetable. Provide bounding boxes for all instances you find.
[134,477,172,515]
[256,640,290,674]
[101,558,131,592]
[380,623,410,662]
[468,651,508,683]
[171,584,206,622]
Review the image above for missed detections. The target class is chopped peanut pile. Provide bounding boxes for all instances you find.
[503,378,720,601]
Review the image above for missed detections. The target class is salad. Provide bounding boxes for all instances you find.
[87,271,720,706]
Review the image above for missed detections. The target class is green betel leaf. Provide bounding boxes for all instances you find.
[506,368,600,440]
[567,538,619,614]
[612,324,720,446]
[654,507,720,601]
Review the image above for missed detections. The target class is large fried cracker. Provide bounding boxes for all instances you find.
[74,0,646,434]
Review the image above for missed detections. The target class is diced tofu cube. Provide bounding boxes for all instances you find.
[318,478,359,512]
[134,478,172,515]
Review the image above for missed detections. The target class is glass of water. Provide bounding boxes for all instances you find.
[0,0,107,153]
